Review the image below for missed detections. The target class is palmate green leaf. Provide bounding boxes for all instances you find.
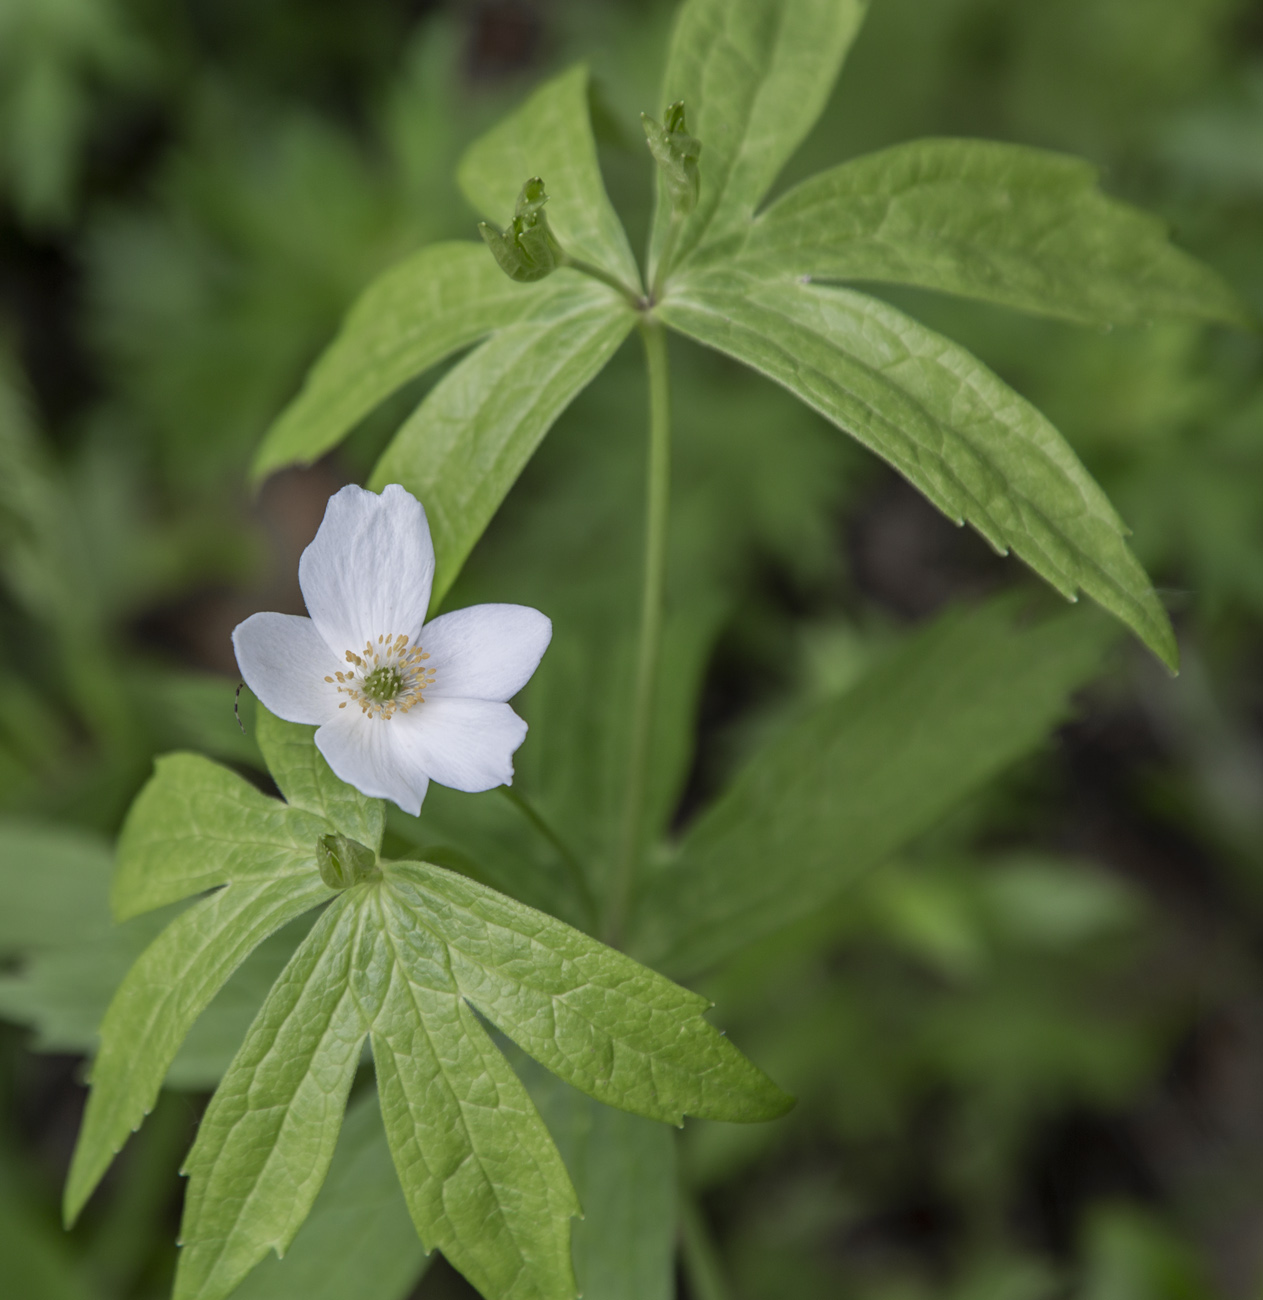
[369,274,634,606]
[176,890,378,1300]
[658,266,1178,669]
[458,64,640,292]
[250,243,546,481]
[739,138,1251,328]
[231,1091,429,1300]
[520,1054,676,1300]
[385,861,790,1124]
[63,875,332,1223]
[650,0,868,277]
[371,883,578,1300]
[174,855,787,1300]
[631,597,1117,978]
[255,709,385,850]
[111,752,333,920]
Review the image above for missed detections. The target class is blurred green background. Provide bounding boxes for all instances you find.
[1,1,1262,1297]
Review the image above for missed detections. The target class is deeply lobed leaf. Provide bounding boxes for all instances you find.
[230,1091,429,1300]
[369,274,634,607]
[658,266,1178,669]
[458,64,640,292]
[739,138,1251,328]
[64,875,333,1224]
[372,884,579,1300]
[112,753,333,920]
[382,861,791,1124]
[175,890,379,1300]
[251,243,545,482]
[651,0,868,276]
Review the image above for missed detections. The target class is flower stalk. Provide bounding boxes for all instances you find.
[605,318,671,947]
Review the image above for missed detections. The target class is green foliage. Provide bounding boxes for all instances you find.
[740,138,1251,327]
[251,243,542,480]
[368,274,635,606]
[68,714,785,1299]
[658,268,1179,668]
[229,1092,429,1300]
[3,2,1259,1297]
[520,1053,677,1300]
[632,597,1118,977]
[459,64,641,291]
[650,0,869,272]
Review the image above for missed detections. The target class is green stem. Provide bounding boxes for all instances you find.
[562,254,644,307]
[500,785,597,926]
[679,1187,733,1300]
[604,320,671,947]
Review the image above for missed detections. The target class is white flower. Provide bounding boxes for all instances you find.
[232,483,551,816]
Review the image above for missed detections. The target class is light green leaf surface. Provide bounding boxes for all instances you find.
[741,138,1251,328]
[659,267,1177,668]
[652,0,868,275]
[373,882,579,1300]
[256,709,385,850]
[0,820,112,951]
[458,65,640,291]
[64,875,332,1224]
[251,242,544,481]
[522,1055,677,1300]
[632,598,1117,977]
[231,1091,429,1300]
[176,890,378,1300]
[370,275,633,606]
[113,753,332,920]
[384,861,791,1124]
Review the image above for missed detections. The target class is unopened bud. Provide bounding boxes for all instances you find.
[478,176,564,282]
[642,100,701,216]
[317,833,377,890]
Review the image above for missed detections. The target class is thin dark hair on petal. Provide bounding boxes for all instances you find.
[235,682,247,734]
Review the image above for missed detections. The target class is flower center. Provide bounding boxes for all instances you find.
[324,632,436,720]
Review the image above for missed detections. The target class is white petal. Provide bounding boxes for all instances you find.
[232,612,341,726]
[314,710,430,816]
[299,483,435,657]
[390,697,527,792]
[421,604,552,702]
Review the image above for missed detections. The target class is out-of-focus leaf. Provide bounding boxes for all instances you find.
[741,139,1251,328]
[522,1055,677,1300]
[650,0,868,274]
[0,1146,92,1300]
[369,274,633,606]
[632,598,1116,977]
[230,1091,429,1300]
[659,267,1177,669]
[0,820,112,951]
[252,242,544,480]
[458,64,640,291]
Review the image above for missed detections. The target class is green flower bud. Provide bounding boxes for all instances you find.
[317,833,378,890]
[478,176,564,282]
[642,100,701,216]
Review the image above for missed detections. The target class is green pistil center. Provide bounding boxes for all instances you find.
[362,664,404,702]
